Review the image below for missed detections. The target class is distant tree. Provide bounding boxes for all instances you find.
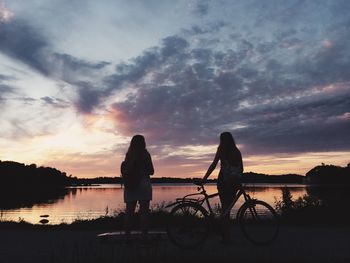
[0,160,71,209]
[306,164,350,185]
[306,164,350,210]
[281,187,294,211]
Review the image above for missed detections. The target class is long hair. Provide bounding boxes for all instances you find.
[126,135,147,162]
[219,132,240,164]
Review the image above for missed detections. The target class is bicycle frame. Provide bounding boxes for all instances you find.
[221,185,255,218]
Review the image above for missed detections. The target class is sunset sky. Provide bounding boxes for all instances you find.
[0,0,349,178]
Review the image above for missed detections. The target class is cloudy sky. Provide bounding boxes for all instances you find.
[0,0,349,178]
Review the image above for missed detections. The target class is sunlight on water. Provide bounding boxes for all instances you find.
[0,184,307,224]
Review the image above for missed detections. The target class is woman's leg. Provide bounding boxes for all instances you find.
[125,201,137,235]
[139,200,150,236]
[218,185,238,242]
[219,189,231,241]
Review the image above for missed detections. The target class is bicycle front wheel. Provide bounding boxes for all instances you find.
[166,203,209,249]
[238,200,279,245]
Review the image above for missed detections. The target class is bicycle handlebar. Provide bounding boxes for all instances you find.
[193,180,204,186]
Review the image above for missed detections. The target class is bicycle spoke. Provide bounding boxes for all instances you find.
[239,200,279,245]
[167,203,209,249]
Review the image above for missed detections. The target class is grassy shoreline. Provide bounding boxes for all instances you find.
[1,210,350,230]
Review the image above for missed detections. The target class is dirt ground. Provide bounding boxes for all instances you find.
[0,226,349,263]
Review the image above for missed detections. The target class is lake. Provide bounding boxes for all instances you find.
[0,184,307,224]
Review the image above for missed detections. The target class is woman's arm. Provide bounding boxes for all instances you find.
[146,152,154,176]
[202,148,220,181]
[238,150,244,173]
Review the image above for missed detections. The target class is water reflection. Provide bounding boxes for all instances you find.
[0,188,67,209]
[0,184,307,224]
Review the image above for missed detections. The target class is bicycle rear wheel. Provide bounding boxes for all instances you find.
[166,203,209,249]
[238,200,279,245]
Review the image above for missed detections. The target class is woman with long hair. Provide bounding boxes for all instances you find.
[122,135,154,237]
[202,131,243,243]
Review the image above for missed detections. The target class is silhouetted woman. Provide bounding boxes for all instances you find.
[202,132,243,242]
[122,135,154,237]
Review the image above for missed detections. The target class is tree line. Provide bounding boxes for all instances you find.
[1,160,349,188]
[0,160,69,209]
[0,160,69,189]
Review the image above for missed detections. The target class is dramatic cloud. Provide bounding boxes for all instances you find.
[0,73,15,81]
[0,2,13,22]
[0,17,110,86]
[0,72,16,108]
[189,0,210,16]
[1,0,349,176]
[0,84,14,93]
[0,84,15,103]
[0,19,51,74]
[98,0,350,155]
[40,96,70,109]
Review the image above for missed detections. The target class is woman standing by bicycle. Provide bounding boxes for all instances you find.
[202,131,243,243]
[121,135,154,238]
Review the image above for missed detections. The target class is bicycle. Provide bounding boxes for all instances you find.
[166,181,279,249]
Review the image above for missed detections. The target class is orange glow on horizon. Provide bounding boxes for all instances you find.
[36,151,350,179]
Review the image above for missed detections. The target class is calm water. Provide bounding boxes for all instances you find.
[0,184,307,224]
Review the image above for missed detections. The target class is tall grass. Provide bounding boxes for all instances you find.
[274,187,347,225]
